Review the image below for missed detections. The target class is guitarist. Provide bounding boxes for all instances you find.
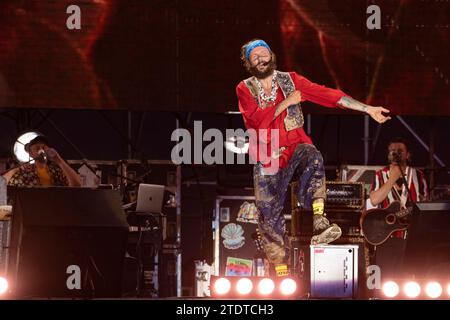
[368,137,428,280]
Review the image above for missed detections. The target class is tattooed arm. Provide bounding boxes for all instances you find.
[290,73,391,124]
[337,96,391,124]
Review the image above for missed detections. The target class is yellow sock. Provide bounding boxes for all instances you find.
[312,202,324,215]
[275,264,289,277]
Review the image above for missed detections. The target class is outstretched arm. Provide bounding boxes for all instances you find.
[291,73,392,124]
[337,96,391,124]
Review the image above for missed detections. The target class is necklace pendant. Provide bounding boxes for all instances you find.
[256,71,278,103]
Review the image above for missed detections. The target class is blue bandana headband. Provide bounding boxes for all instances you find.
[245,40,271,60]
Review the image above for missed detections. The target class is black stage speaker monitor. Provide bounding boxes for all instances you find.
[404,203,450,279]
[7,187,129,298]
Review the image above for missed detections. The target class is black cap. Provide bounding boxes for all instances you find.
[24,135,49,153]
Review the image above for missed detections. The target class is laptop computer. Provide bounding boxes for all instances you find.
[136,184,165,213]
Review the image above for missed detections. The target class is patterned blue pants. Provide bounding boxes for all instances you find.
[254,143,326,264]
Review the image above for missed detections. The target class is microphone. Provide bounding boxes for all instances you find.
[35,149,47,163]
[390,150,402,164]
[393,151,402,164]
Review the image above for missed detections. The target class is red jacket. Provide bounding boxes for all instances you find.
[236,72,348,171]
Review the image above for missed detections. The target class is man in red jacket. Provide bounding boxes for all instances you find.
[236,39,391,269]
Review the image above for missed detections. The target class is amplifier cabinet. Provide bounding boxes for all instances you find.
[291,207,362,237]
[291,235,369,299]
[310,244,358,299]
[291,181,365,211]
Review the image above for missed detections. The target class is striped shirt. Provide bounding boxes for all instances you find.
[370,166,428,238]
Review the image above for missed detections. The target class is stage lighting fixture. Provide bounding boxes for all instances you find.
[210,276,300,299]
[279,278,297,296]
[0,276,9,295]
[425,282,442,299]
[404,281,421,298]
[213,277,231,296]
[13,131,41,163]
[236,278,253,295]
[257,278,275,296]
[382,281,400,298]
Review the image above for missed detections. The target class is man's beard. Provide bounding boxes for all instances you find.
[249,59,276,79]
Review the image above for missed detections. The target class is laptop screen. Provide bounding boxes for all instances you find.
[136,184,165,213]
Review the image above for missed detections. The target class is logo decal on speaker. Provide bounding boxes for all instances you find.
[236,202,259,224]
[221,223,245,249]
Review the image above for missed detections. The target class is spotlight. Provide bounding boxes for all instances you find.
[13,131,41,163]
[382,281,400,298]
[279,278,297,296]
[210,276,299,299]
[0,276,8,295]
[213,277,231,296]
[425,282,442,299]
[447,284,450,296]
[257,278,275,296]
[404,281,421,298]
[236,278,253,295]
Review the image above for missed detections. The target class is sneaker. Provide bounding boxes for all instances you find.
[311,214,342,245]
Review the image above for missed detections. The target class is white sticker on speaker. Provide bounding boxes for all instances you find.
[221,223,245,250]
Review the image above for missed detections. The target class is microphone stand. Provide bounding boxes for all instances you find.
[393,155,420,216]
[393,158,424,279]
[0,156,40,176]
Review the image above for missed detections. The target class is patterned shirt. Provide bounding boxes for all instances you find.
[7,163,69,187]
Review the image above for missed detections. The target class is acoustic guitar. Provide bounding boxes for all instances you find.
[360,201,411,245]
